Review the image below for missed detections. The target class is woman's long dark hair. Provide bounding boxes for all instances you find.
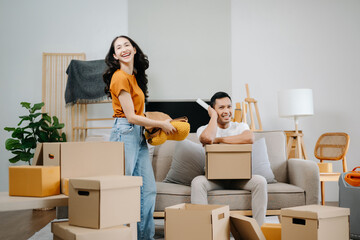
[103,36,149,99]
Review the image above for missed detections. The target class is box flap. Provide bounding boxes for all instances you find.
[205,144,252,152]
[230,213,266,240]
[70,175,143,190]
[32,143,43,166]
[281,204,350,220]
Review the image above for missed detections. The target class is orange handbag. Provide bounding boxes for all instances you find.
[344,166,360,187]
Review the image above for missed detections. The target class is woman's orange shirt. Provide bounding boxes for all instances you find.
[109,69,145,118]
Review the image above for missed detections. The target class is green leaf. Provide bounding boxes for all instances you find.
[61,132,67,142]
[21,102,31,109]
[29,122,42,129]
[18,116,31,126]
[19,152,33,162]
[11,150,26,155]
[29,113,42,119]
[38,131,49,142]
[31,102,44,112]
[9,155,21,163]
[50,130,60,140]
[53,123,65,129]
[4,127,16,132]
[22,137,37,149]
[5,139,22,150]
[42,114,51,123]
[11,128,24,139]
[52,116,59,125]
[41,124,51,131]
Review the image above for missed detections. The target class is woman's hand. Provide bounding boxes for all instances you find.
[161,119,177,135]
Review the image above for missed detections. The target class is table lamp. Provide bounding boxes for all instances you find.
[278,89,314,159]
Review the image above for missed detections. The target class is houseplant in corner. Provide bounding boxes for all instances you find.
[4,102,66,165]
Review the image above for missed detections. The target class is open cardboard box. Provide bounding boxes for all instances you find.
[165,203,230,240]
[281,204,350,240]
[69,175,142,229]
[33,142,125,194]
[205,144,252,180]
[52,220,133,240]
[165,204,266,240]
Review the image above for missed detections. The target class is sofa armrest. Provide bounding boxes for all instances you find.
[288,158,320,205]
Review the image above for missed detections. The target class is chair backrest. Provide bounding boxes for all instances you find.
[314,132,350,161]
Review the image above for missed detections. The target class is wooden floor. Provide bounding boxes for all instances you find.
[0,208,56,240]
[0,202,340,240]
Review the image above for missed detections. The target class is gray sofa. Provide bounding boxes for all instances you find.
[151,131,320,215]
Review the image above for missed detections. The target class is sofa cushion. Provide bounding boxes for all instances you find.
[252,138,277,183]
[163,139,205,186]
[155,182,191,211]
[155,181,305,211]
[254,131,288,183]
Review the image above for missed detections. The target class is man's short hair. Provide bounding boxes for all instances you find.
[210,92,232,108]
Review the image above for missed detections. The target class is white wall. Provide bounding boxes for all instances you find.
[0,0,128,191]
[128,0,231,100]
[231,0,360,201]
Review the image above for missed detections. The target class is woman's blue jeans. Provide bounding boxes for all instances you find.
[110,118,156,240]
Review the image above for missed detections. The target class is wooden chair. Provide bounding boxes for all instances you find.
[315,132,350,205]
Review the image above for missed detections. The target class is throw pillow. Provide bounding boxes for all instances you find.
[252,138,277,183]
[163,139,206,186]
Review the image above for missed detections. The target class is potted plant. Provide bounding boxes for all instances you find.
[4,102,66,165]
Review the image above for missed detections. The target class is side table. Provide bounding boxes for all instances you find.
[319,173,341,205]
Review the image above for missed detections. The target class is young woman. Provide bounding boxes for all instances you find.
[103,36,175,240]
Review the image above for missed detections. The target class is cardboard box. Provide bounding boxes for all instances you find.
[43,143,61,166]
[61,178,69,196]
[165,203,230,240]
[33,142,125,194]
[281,205,350,240]
[69,175,142,229]
[261,223,281,240]
[51,221,132,240]
[317,162,333,173]
[205,144,252,179]
[230,213,266,240]
[9,166,60,197]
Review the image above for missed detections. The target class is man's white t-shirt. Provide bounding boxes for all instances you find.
[196,121,250,139]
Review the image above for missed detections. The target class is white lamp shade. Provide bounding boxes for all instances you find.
[278,89,314,118]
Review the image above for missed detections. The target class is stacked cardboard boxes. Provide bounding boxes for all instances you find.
[33,142,125,194]
[52,175,142,239]
[8,142,125,197]
[7,141,141,239]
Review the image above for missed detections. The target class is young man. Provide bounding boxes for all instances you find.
[191,91,267,226]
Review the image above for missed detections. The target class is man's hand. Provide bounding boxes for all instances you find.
[208,106,218,119]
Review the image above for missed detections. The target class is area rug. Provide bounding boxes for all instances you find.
[29,217,279,240]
